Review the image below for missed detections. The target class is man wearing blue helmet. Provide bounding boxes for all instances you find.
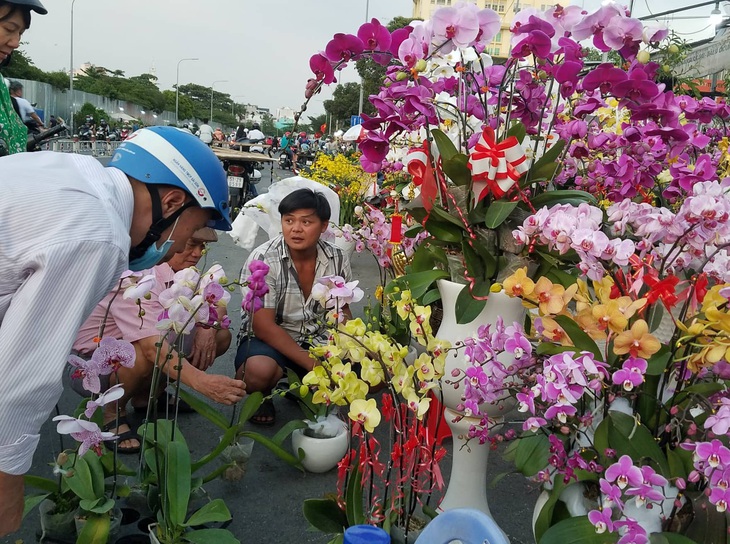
[0,126,241,536]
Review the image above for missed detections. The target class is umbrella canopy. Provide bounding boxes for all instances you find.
[342,124,366,141]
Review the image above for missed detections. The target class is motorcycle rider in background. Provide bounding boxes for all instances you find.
[247,122,265,153]
[8,80,44,134]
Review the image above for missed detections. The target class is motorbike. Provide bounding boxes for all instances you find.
[120,127,131,140]
[226,161,260,214]
[0,122,68,156]
[279,149,293,170]
[78,124,93,141]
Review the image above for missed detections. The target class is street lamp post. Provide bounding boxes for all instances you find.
[210,80,228,123]
[357,0,370,115]
[175,57,199,126]
[69,0,77,135]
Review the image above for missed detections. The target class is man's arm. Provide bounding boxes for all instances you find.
[136,336,244,405]
[0,472,23,536]
[251,309,316,371]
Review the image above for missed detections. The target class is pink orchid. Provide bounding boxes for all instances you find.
[432,6,480,49]
[588,508,614,534]
[122,273,156,300]
[612,357,647,391]
[309,54,336,84]
[357,18,391,52]
[475,8,501,44]
[605,455,643,489]
[84,384,125,418]
[324,33,364,63]
[90,337,136,376]
[52,415,117,456]
[67,355,103,394]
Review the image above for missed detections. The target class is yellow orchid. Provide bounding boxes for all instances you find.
[503,267,535,298]
[594,276,616,304]
[348,398,381,433]
[414,353,437,382]
[302,365,331,388]
[340,372,369,404]
[394,289,415,320]
[405,392,431,419]
[593,299,629,333]
[539,316,573,346]
[532,277,576,316]
[360,356,386,386]
[613,319,661,358]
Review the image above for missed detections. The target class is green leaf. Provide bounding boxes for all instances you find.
[454,283,487,325]
[345,458,364,526]
[240,431,303,469]
[82,450,106,498]
[534,478,565,542]
[272,419,308,445]
[607,411,670,476]
[514,433,550,477]
[506,121,526,143]
[422,288,441,306]
[302,498,348,534]
[593,418,609,464]
[178,390,230,431]
[191,425,238,472]
[649,533,701,544]
[24,475,58,493]
[536,343,578,356]
[526,139,566,184]
[666,448,688,481]
[236,391,265,427]
[431,128,458,162]
[76,512,111,544]
[443,154,471,186]
[645,345,671,376]
[166,441,191,528]
[387,269,449,300]
[484,200,518,229]
[80,497,114,515]
[183,498,232,527]
[184,528,241,544]
[63,456,96,501]
[424,215,463,243]
[23,493,49,519]
[530,189,596,209]
[553,315,602,361]
[539,516,618,544]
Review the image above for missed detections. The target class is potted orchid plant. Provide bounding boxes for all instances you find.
[300,275,450,543]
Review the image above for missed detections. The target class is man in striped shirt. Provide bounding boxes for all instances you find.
[235,189,351,425]
[0,127,238,536]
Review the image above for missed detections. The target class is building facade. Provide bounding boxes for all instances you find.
[411,0,563,58]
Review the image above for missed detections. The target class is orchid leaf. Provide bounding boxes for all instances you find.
[553,315,602,361]
[80,497,114,515]
[404,224,424,238]
[165,441,191,528]
[455,283,487,325]
[63,456,96,502]
[667,448,689,481]
[272,419,308,445]
[607,411,670,476]
[484,200,518,229]
[645,345,671,376]
[536,343,578,356]
[345,456,364,525]
[422,288,441,306]
[429,204,468,229]
[76,512,111,544]
[185,528,240,544]
[530,189,596,209]
[303,498,348,534]
[387,269,449,300]
[240,431,303,470]
[649,534,697,544]
[23,493,49,519]
[178,389,229,431]
[191,425,238,472]
[514,433,550,477]
[237,391,265,427]
[533,477,565,542]
[431,128,458,162]
[24,475,58,494]
[183,499,231,528]
[424,215,463,243]
[443,154,471,186]
[539,516,618,544]
[525,139,566,184]
[507,121,526,143]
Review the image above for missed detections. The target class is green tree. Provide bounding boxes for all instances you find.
[324,82,365,130]
[260,112,276,135]
[162,90,195,121]
[307,114,328,135]
[0,49,69,90]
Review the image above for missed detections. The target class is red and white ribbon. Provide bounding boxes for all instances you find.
[404,142,438,212]
[468,127,529,202]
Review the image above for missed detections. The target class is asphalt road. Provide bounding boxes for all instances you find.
[2,163,537,544]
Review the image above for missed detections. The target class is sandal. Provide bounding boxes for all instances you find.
[103,416,141,454]
[250,399,276,427]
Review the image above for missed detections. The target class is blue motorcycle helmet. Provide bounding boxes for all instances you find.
[109,126,231,231]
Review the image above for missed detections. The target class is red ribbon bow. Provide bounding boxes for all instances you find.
[468,127,529,201]
[405,141,438,212]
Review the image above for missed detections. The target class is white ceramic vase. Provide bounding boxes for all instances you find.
[435,279,524,525]
[332,227,356,261]
[292,424,349,473]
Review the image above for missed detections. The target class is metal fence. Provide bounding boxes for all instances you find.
[38,138,124,157]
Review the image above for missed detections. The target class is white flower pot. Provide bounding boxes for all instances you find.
[292,425,349,473]
[332,227,356,261]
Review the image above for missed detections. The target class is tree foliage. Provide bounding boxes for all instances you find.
[0,49,69,90]
[323,82,367,130]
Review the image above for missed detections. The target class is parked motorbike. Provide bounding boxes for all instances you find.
[226,162,257,214]
[279,150,293,170]
[78,123,93,141]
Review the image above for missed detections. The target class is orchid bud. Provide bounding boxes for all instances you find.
[64,469,75,478]
[662,65,671,73]
[670,405,679,415]
[636,50,650,64]
[560,426,570,435]
[668,44,679,54]
[139,309,146,317]
[228,285,236,292]
[144,293,152,300]
[384,78,392,87]
[56,452,69,466]
[688,470,700,483]
[396,71,409,81]
[414,59,427,72]
[676,477,686,490]
[451,369,460,377]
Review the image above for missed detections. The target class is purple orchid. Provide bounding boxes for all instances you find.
[603,15,643,50]
[324,33,364,63]
[388,26,413,57]
[475,8,501,44]
[588,508,614,534]
[582,63,628,95]
[605,455,644,489]
[309,54,336,85]
[511,30,552,59]
[612,357,647,391]
[357,18,391,51]
[359,130,390,168]
[91,337,136,376]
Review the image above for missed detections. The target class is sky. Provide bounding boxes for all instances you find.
[21,0,412,118]
[20,0,724,119]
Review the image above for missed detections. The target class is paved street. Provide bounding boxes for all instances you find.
[2,164,536,544]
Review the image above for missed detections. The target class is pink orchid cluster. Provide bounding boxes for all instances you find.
[683,438,730,513]
[62,338,136,455]
[241,260,270,313]
[343,206,425,269]
[157,264,234,333]
[305,3,672,175]
[587,455,671,544]
[513,180,730,282]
